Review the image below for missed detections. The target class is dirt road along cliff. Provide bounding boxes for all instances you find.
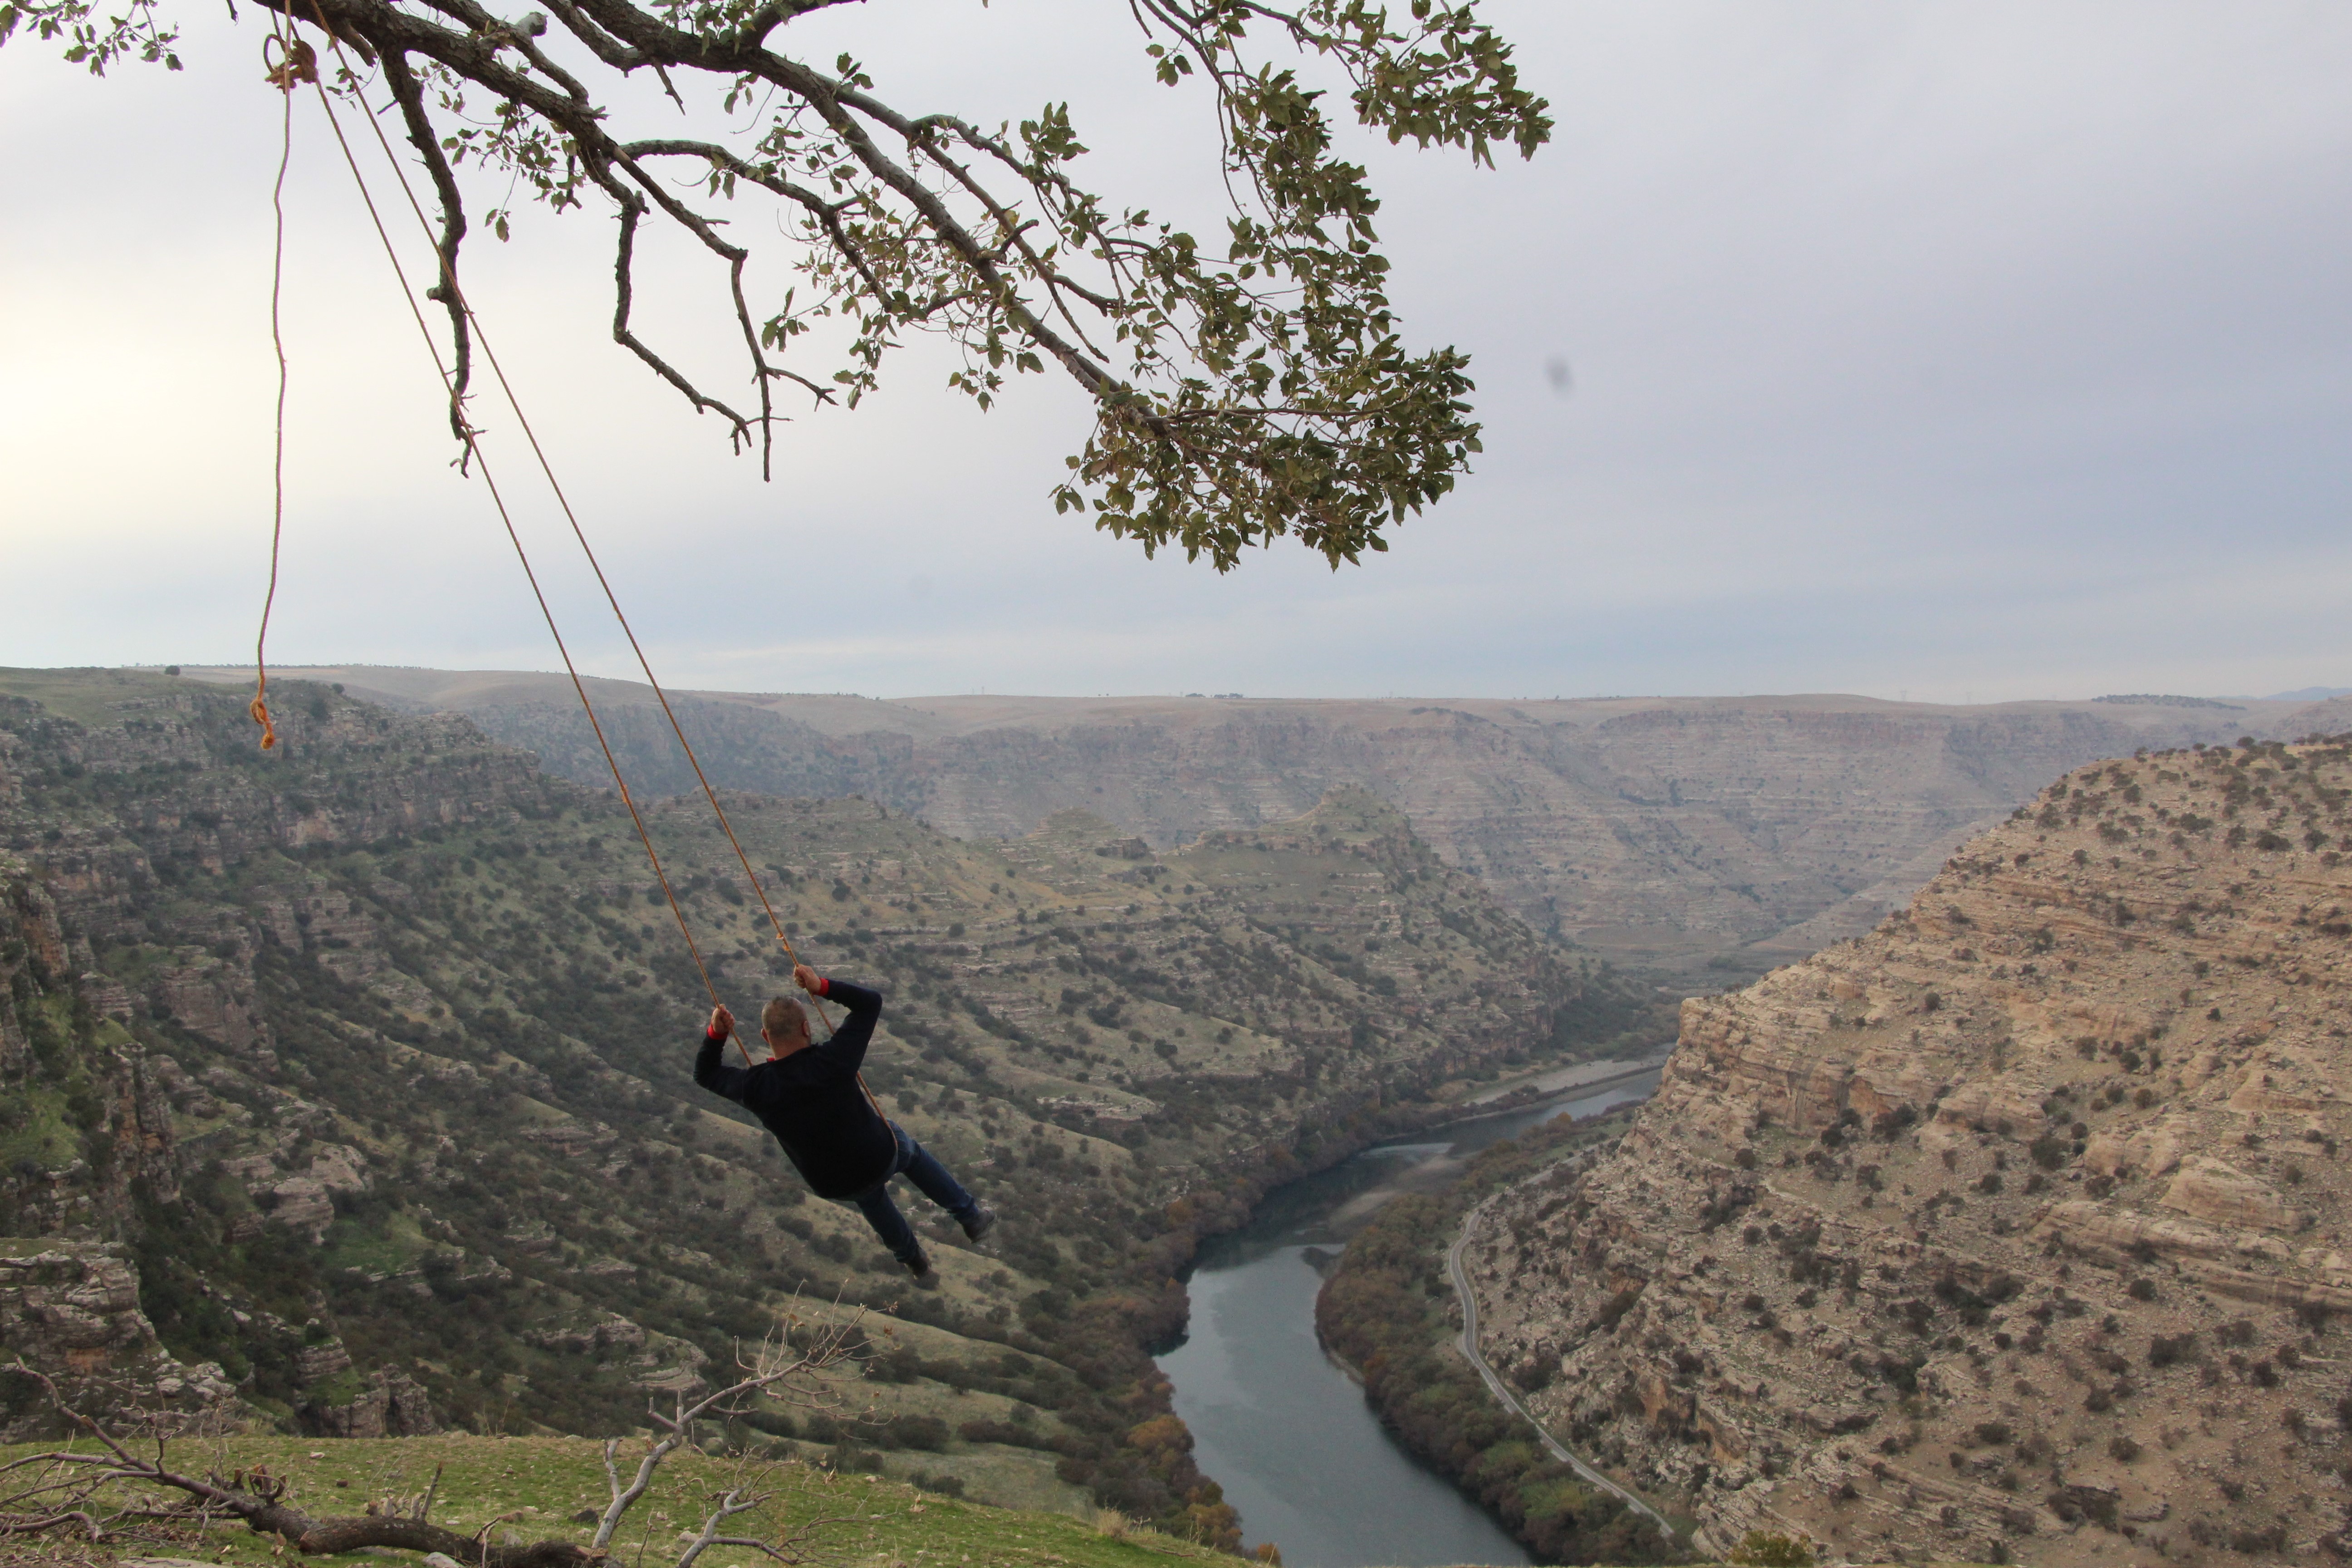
[1446,1191,1673,1534]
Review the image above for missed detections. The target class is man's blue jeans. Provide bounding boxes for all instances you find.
[848,1121,978,1264]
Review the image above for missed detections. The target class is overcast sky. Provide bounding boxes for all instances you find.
[3,1,2346,704]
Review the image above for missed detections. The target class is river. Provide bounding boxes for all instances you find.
[1155,1067,1662,1568]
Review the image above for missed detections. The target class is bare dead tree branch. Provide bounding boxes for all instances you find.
[607,174,763,454]
[594,1309,860,1550]
[0,1323,855,1568]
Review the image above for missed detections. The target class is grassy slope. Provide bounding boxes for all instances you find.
[0,1432,1224,1568]
[0,1431,1990,1568]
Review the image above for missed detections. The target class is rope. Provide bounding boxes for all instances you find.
[276,26,872,1093]
[289,16,848,1035]
[344,187,827,1015]
[283,52,748,1067]
[323,110,837,1033]
[251,25,314,752]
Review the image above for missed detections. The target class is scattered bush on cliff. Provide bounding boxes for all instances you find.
[1728,1531,1814,1567]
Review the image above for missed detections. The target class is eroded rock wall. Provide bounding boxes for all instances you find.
[1472,736,2352,1564]
[0,1241,241,1439]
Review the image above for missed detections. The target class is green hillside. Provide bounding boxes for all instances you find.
[0,666,1659,1553]
[0,1432,1948,1567]
[0,1432,1229,1568]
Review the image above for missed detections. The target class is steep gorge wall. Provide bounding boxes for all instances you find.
[0,855,243,1435]
[1468,735,2352,1565]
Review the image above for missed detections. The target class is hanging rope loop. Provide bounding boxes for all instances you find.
[260,33,316,91]
[251,19,304,753]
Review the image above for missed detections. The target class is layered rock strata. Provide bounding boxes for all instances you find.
[1471,736,2352,1564]
[0,1241,240,1439]
[297,1366,441,1438]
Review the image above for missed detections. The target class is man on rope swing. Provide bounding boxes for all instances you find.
[698,964,995,1289]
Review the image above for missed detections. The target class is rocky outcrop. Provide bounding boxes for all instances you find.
[151,951,274,1058]
[1470,735,2352,1565]
[297,1366,440,1438]
[220,1143,371,1243]
[0,1241,240,1438]
[525,1313,647,1355]
[1,856,69,1073]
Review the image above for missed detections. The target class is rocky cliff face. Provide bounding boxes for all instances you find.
[1469,734,2352,1565]
[0,680,549,956]
[1,810,243,1436]
[0,1240,241,1439]
[1,852,183,1236]
[297,1364,441,1438]
[192,668,2348,973]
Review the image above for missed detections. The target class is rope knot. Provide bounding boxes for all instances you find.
[250,693,278,750]
[262,35,318,92]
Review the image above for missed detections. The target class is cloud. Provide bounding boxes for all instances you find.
[2,0,2345,701]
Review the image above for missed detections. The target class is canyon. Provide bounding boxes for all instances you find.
[18,662,2352,1563]
[1466,732,2352,1563]
[0,664,1617,1543]
[185,669,2352,976]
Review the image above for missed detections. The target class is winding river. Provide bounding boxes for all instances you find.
[1156,1067,1662,1568]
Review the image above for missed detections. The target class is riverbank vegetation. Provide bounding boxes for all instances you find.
[1316,1107,1680,1565]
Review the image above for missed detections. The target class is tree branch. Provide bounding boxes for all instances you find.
[604,183,762,451]
[0,1363,586,1566]
[28,0,1548,567]
[371,37,475,438]
[593,1315,856,1549]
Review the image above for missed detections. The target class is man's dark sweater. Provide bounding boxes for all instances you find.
[694,978,894,1200]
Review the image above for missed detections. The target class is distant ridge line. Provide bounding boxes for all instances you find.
[2092,693,2244,709]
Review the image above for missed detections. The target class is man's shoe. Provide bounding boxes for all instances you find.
[905,1248,941,1290]
[960,1204,997,1244]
